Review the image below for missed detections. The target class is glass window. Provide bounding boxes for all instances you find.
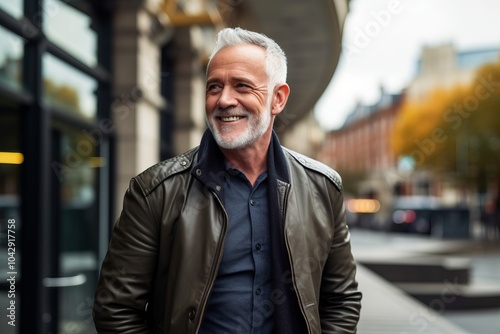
[0,0,23,19]
[43,53,97,120]
[43,0,97,67]
[53,123,101,333]
[0,26,24,91]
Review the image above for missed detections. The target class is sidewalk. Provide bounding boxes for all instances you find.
[350,229,500,334]
[356,264,469,333]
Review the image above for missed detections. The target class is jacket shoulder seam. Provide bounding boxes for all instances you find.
[284,147,342,191]
[134,147,198,196]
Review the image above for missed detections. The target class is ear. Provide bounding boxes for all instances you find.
[270,83,290,116]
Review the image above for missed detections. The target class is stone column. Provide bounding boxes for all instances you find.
[170,27,210,155]
[112,0,170,218]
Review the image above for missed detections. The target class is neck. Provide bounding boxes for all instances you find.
[221,134,271,186]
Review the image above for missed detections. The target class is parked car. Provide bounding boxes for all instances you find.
[390,196,470,238]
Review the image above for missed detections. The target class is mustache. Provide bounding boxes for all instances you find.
[212,107,250,118]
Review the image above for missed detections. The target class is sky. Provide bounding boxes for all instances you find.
[314,0,500,130]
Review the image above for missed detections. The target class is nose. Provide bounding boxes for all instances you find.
[217,86,238,109]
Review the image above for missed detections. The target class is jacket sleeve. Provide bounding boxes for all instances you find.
[93,178,159,333]
[319,189,362,333]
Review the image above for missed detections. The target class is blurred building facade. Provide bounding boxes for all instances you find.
[408,43,500,101]
[316,89,404,226]
[318,88,403,176]
[316,43,500,231]
[0,0,348,333]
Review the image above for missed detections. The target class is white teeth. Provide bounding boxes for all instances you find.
[220,116,243,122]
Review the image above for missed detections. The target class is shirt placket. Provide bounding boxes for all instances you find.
[248,175,271,331]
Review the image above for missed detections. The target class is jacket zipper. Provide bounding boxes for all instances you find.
[281,183,312,334]
[193,191,228,334]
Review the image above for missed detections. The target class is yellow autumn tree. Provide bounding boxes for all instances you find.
[391,58,500,181]
[44,79,82,116]
[391,87,460,169]
[444,60,500,180]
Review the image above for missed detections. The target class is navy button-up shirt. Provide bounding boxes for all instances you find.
[199,167,273,334]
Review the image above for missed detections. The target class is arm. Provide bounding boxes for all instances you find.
[319,190,362,333]
[93,178,159,333]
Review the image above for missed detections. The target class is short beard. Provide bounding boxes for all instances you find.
[207,106,272,150]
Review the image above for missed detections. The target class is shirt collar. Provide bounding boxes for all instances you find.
[192,129,290,196]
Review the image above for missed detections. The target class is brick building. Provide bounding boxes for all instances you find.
[318,89,403,178]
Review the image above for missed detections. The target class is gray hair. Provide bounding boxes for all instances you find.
[207,27,288,89]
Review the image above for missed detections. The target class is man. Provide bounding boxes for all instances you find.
[93,27,362,333]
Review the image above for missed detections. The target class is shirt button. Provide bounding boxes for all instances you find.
[256,288,262,295]
[250,200,256,206]
[255,243,261,250]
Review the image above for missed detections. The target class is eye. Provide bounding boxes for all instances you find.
[235,83,251,91]
[206,83,222,92]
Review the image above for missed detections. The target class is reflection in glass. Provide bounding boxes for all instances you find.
[0,26,23,91]
[0,0,23,19]
[43,53,97,120]
[43,0,97,67]
[55,124,101,334]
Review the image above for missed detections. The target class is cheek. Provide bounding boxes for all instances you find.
[205,97,217,113]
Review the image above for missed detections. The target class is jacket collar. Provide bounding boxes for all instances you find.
[191,129,290,195]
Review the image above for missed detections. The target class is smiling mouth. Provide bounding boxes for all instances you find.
[219,116,245,122]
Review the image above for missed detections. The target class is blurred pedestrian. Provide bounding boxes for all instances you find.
[93,27,361,333]
[482,196,500,241]
[494,195,500,241]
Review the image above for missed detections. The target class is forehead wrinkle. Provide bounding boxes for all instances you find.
[208,45,267,73]
[207,69,266,89]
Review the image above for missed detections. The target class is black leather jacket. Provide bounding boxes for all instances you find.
[93,143,361,333]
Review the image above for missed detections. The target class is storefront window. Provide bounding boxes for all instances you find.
[0,1,110,331]
[0,26,23,92]
[0,0,23,19]
[43,0,97,68]
[54,123,101,333]
[43,53,97,120]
